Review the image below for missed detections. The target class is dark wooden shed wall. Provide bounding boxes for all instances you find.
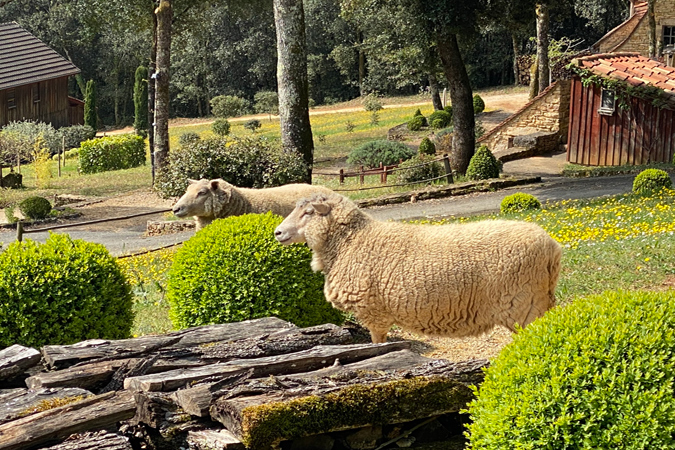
[567,76,675,166]
[0,76,82,128]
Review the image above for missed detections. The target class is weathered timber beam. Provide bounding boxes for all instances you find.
[0,387,93,425]
[186,429,245,450]
[0,391,136,450]
[26,359,142,391]
[125,342,411,392]
[0,345,41,382]
[41,431,132,450]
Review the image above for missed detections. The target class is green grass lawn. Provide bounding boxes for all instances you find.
[123,188,675,335]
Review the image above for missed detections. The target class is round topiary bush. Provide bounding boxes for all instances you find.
[418,137,436,156]
[500,192,541,214]
[407,116,425,131]
[467,289,675,450]
[244,119,262,132]
[347,140,416,169]
[178,132,201,147]
[167,213,344,329]
[0,234,133,348]
[212,119,231,137]
[473,94,485,114]
[632,168,672,194]
[428,110,452,129]
[19,196,52,220]
[443,105,453,119]
[466,145,500,181]
[395,154,443,184]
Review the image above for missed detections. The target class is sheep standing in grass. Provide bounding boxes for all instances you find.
[275,193,562,343]
[172,179,334,230]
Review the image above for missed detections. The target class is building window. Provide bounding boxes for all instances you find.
[664,26,675,48]
[598,89,616,116]
[32,83,40,103]
[7,89,16,109]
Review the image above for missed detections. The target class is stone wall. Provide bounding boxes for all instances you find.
[615,1,675,56]
[478,80,571,154]
[596,15,641,53]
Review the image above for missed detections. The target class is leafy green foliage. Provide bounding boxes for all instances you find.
[212,119,231,137]
[1,120,61,155]
[347,140,416,168]
[154,135,307,198]
[244,119,262,132]
[167,213,344,329]
[395,154,442,184]
[60,125,96,150]
[254,91,279,118]
[443,105,453,119]
[0,234,133,348]
[84,80,98,131]
[428,110,452,129]
[500,193,541,214]
[467,290,675,450]
[210,95,251,118]
[633,168,672,194]
[133,65,149,138]
[19,196,52,220]
[363,94,383,112]
[407,116,425,131]
[79,135,146,174]
[178,132,201,147]
[418,137,436,156]
[473,94,485,114]
[466,145,499,180]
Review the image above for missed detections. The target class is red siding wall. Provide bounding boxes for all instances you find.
[567,76,675,166]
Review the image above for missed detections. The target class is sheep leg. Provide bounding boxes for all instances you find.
[367,325,391,344]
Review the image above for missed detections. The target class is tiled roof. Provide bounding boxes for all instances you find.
[574,53,675,96]
[593,2,647,52]
[0,22,80,91]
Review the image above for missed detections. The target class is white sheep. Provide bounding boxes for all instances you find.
[274,193,562,343]
[171,179,335,230]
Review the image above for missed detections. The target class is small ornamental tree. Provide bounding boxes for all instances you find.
[84,80,98,131]
[133,65,149,138]
[254,91,279,121]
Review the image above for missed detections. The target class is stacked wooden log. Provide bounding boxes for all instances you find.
[0,318,488,450]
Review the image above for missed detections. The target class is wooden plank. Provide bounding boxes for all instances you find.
[611,109,622,166]
[620,107,631,165]
[627,100,636,165]
[187,429,245,450]
[0,345,41,382]
[125,342,411,392]
[42,317,295,370]
[567,77,579,163]
[0,387,92,425]
[589,86,601,166]
[0,391,135,450]
[636,100,646,165]
[39,431,131,450]
[210,355,487,449]
[577,82,590,164]
[26,358,142,391]
[665,109,674,163]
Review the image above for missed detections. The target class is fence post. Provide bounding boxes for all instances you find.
[379,162,384,184]
[443,154,453,184]
[359,166,364,185]
[383,165,388,184]
[16,221,23,242]
[339,169,344,184]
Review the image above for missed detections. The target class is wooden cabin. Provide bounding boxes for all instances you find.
[0,22,83,128]
[567,53,675,166]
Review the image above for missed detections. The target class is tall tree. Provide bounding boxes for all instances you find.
[536,3,550,93]
[84,80,98,130]
[648,0,656,57]
[273,0,314,182]
[153,0,172,173]
[134,65,149,137]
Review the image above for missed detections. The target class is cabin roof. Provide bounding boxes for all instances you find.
[593,2,648,53]
[0,22,80,91]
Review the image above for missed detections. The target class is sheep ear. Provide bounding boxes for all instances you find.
[188,179,198,184]
[210,180,220,191]
[312,202,331,216]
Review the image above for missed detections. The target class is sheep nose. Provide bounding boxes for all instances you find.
[274,229,283,237]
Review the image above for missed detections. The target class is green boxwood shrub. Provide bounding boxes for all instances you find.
[0,234,133,348]
[212,119,231,137]
[154,135,307,198]
[418,137,436,156]
[244,119,262,132]
[467,289,675,450]
[500,193,541,214]
[178,132,201,147]
[347,140,416,169]
[79,135,146,174]
[428,110,452,129]
[407,116,425,131]
[210,95,250,118]
[167,213,344,329]
[395,154,443,184]
[473,94,485,114]
[59,125,96,150]
[632,168,672,194]
[466,145,500,180]
[19,196,52,220]
[443,105,453,119]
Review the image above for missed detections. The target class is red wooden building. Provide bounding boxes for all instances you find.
[567,53,675,166]
[0,22,83,129]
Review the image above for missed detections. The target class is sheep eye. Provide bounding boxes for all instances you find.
[197,189,207,196]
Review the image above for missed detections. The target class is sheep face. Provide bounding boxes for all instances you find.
[172,178,231,219]
[274,196,333,247]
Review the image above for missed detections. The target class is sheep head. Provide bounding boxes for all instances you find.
[274,193,340,247]
[172,178,232,219]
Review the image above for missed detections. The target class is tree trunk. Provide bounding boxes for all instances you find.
[436,32,475,175]
[648,0,657,57]
[153,0,172,173]
[512,34,520,86]
[273,0,314,183]
[428,73,443,110]
[529,56,539,99]
[536,3,550,92]
[148,7,157,183]
[358,30,366,97]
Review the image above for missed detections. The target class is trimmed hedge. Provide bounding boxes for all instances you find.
[473,94,485,114]
[418,137,436,156]
[212,119,231,136]
[347,140,416,169]
[19,196,52,220]
[500,193,541,214]
[79,135,146,174]
[0,234,133,348]
[167,213,344,329]
[468,290,675,450]
[407,116,425,131]
[632,168,672,194]
[428,110,452,129]
[395,154,443,184]
[466,145,500,180]
[60,125,96,150]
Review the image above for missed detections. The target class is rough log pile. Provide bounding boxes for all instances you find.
[0,318,488,450]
